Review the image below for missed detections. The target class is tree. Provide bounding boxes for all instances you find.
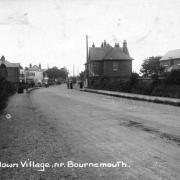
[46,66,69,80]
[140,56,163,77]
[59,67,69,79]
[79,71,85,81]
[0,63,8,78]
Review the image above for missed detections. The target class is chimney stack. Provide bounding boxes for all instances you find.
[0,56,5,63]
[123,40,129,56]
[92,43,95,47]
[29,64,32,68]
[39,64,41,69]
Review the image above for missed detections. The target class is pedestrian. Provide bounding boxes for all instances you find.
[79,81,83,89]
[67,79,69,89]
[70,81,73,89]
[25,83,28,93]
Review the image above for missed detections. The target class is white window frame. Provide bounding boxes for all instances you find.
[113,62,118,71]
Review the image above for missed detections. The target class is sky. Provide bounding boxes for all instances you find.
[0,0,180,75]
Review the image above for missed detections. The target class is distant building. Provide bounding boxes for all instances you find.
[85,40,133,85]
[27,64,44,86]
[19,68,26,83]
[160,49,180,72]
[0,56,20,83]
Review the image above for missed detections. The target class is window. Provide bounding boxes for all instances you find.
[28,72,35,76]
[92,62,100,76]
[113,62,118,71]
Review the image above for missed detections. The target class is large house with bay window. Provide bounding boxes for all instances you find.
[160,49,180,72]
[85,40,133,85]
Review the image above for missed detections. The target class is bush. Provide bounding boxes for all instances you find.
[164,70,180,85]
[152,84,180,98]
[129,73,139,86]
[131,81,154,95]
[0,75,16,111]
[88,71,180,99]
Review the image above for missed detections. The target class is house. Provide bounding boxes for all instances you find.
[85,40,133,85]
[160,49,180,72]
[0,56,20,83]
[19,68,25,82]
[26,64,44,86]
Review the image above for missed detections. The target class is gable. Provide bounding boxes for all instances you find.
[29,65,41,71]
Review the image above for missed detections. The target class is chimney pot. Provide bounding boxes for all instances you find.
[123,40,127,47]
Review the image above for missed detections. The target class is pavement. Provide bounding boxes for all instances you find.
[82,88,180,106]
[0,85,180,180]
[26,87,40,93]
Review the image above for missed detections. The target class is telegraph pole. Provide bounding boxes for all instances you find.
[86,35,89,87]
[73,64,75,77]
[86,35,89,62]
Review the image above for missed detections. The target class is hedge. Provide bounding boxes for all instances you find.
[0,75,16,111]
[89,70,180,99]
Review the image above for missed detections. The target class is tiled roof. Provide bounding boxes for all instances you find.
[89,48,106,60]
[104,47,132,60]
[89,46,132,61]
[160,49,180,61]
[0,60,20,68]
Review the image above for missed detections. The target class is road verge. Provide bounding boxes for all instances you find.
[82,88,180,106]
[26,87,40,93]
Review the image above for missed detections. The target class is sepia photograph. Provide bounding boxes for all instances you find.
[0,0,180,179]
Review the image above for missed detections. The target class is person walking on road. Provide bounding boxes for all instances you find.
[66,79,69,89]
[70,80,73,89]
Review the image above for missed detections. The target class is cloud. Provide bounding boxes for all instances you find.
[135,30,152,43]
[154,16,160,23]
[0,12,29,25]
[135,35,149,43]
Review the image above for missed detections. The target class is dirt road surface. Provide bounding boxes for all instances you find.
[0,85,180,180]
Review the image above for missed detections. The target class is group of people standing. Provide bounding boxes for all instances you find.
[66,79,73,89]
[66,79,84,89]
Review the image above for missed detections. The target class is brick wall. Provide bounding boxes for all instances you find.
[103,60,132,77]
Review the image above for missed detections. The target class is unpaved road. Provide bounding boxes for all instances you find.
[0,85,180,180]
